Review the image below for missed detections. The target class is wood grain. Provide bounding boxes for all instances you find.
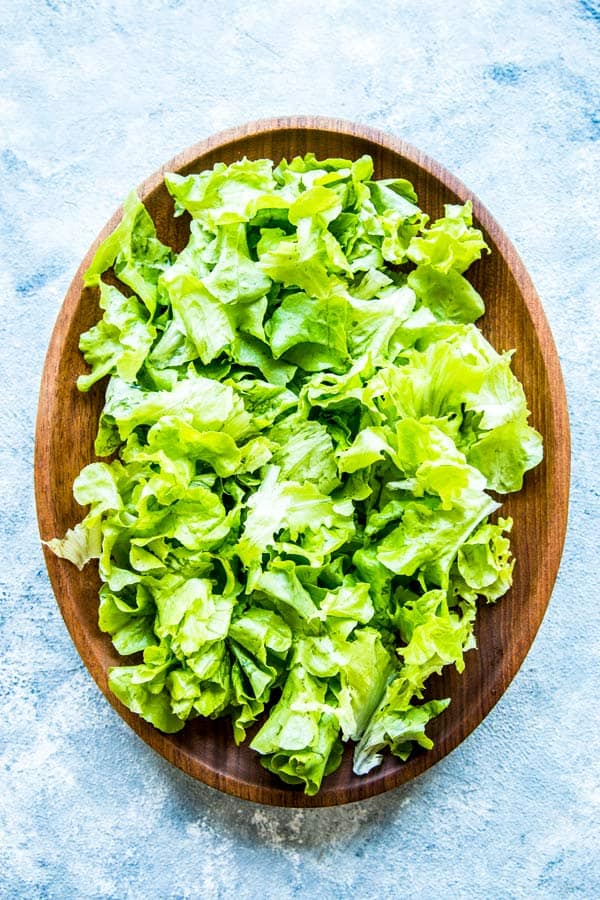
[34,117,570,807]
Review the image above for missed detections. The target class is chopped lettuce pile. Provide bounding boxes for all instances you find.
[48,153,543,794]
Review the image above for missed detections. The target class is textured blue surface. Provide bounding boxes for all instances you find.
[1,1,599,897]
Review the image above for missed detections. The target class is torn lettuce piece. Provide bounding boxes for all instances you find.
[96,368,251,449]
[98,583,156,655]
[78,283,156,391]
[346,285,416,362]
[203,222,271,304]
[353,676,449,775]
[406,201,488,274]
[396,588,477,684]
[154,575,235,658]
[365,334,487,423]
[376,491,499,588]
[467,417,543,493]
[408,265,485,324]
[230,335,297,385]
[252,560,322,630]
[44,515,101,571]
[235,466,355,569]
[229,608,292,665]
[268,414,340,494]
[266,292,350,372]
[453,516,515,602]
[165,158,279,224]
[108,645,185,734]
[84,190,172,315]
[160,269,236,364]
[320,579,375,630]
[227,608,293,741]
[332,628,395,741]
[250,666,344,796]
[109,667,186,733]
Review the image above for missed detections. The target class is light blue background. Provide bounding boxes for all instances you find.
[1,1,599,897]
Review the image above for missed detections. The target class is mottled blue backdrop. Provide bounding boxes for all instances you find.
[1,1,599,897]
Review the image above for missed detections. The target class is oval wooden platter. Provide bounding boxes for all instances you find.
[35,117,570,807]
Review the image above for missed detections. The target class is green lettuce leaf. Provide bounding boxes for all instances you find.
[84,190,172,315]
[467,418,543,492]
[108,645,185,733]
[165,158,279,224]
[78,283,156,391]
[266,293,349,372]
[376,492,499,587]
[203,223,271,304]
[97,369,251,449]
[353,677,449,775]
[454,516,515,602]
[235,466,354,569]
[332,628,395,741]
[408,265,485,323]
[250,666,344,795]
[98,583,156,655]
[268,414,340,494]
[407,201,488,274]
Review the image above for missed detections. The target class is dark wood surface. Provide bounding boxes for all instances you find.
[34,117,570,807]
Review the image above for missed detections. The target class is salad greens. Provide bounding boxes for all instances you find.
[48,153,542,794]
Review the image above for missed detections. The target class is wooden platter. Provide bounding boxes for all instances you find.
[35,117,570,806]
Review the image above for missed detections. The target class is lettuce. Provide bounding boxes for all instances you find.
[48,152,543,794]
[78,283,156,391]
[406,201,488,274]
[84,190,172,315]
[266,293,350,371]
[250,666,344,795]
